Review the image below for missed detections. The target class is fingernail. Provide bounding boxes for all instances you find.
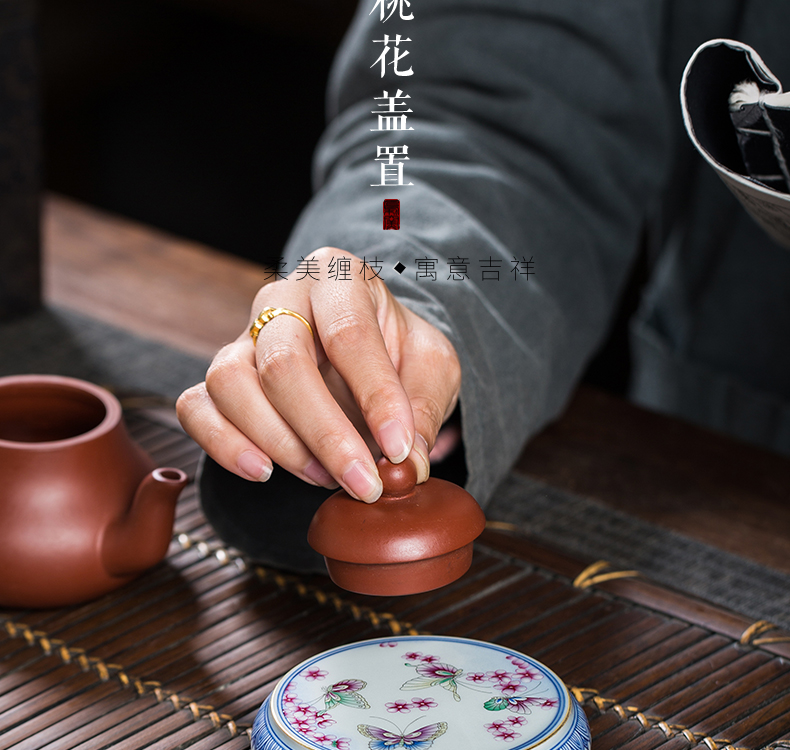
[237,451,272,482]
[343,460,383,503]
[304,459,336,488]
[378,419,411,464]
[413,433,430,484]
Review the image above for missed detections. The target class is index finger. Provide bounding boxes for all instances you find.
[252,287,386,503]
[309,250,416,467]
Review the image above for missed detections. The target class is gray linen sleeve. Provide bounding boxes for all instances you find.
[281,0,671,506]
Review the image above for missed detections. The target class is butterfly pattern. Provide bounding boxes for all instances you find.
[483,695,544,714]
[323,679,370,711]
[357,721,448,749]
[400,662,463,702]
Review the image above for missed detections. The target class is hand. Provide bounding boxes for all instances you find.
[176,247,461,503]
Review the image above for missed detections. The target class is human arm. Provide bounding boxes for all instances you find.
[278,0,671,505]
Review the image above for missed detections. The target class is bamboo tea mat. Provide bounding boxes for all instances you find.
[1,410,789,750]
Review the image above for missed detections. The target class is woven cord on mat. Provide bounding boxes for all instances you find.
[1,616,242,738]
[739,620,790,647]
[0,533,769,750]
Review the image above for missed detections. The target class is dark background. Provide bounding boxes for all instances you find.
[38,0,634,393]
[40,0,358,266]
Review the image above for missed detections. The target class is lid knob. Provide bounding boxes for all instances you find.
[378,456,417,497]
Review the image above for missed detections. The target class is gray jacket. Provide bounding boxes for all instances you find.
[282,0,790,506]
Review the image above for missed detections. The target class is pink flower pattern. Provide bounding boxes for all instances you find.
[486,720,523,741]
[507,657,542,680]
[292,704,314,720]
[281,696,354,748]
[386,700,412,713]
[292,718,312,732]
[304,669,328,682]
[495,729,522,741]
[411,697,438,711]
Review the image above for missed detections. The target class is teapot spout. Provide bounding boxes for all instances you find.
[101,468,188,578]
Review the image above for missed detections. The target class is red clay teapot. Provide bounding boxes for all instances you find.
[0,375,188,608]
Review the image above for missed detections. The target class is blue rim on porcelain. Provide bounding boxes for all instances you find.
[251,636,591,750]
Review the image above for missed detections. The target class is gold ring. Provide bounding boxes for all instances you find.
[249,307,314,345]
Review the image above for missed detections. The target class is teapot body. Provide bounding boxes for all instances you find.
[0,375,167,607]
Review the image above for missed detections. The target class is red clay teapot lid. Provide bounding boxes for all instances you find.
[307,458,485,595]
